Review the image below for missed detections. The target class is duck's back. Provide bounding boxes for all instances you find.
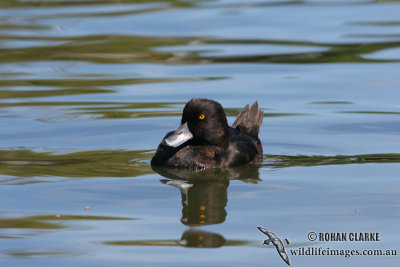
[231,101,263,159]
[152,135,258,170]
[232,101,263,143]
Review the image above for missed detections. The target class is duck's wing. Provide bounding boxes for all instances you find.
[232,101,263,139]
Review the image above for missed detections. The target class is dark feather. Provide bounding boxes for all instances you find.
[232,101,263,139]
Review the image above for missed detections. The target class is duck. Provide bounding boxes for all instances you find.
[151,98,263,170]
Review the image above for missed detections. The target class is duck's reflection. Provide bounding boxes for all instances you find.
[153,164,261,248]
[178,229,226,248]
[161,178,228,226]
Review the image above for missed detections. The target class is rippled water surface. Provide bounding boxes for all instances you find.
[1,0,400,266]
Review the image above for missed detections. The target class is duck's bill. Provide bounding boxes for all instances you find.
[163,122,193,147]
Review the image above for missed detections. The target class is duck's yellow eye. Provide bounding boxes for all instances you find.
[198,114,205,120]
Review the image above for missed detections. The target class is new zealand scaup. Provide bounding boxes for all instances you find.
[151,98,263,170]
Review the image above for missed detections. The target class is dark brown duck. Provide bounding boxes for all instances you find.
[151,98,263,170]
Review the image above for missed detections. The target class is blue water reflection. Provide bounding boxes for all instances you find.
[1,0,400,266]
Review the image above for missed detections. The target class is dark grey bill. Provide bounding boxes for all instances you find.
[163,122,193,147]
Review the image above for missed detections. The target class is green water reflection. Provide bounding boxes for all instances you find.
[1,150,399,180]
[0,149,152,180]
[1,213,134,258]
[2,35,400,64]
[0,0,196,8]
[0,101,303,120]
[0,214,132,231]
[104,232,248,248]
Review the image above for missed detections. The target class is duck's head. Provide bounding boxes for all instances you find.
[163,98,229,148]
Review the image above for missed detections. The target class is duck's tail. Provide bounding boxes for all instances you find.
[232,101,264,140]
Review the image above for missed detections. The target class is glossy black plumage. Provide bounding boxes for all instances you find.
[151,98,263,170]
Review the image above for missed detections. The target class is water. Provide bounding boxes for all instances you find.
[1,0,400,266]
